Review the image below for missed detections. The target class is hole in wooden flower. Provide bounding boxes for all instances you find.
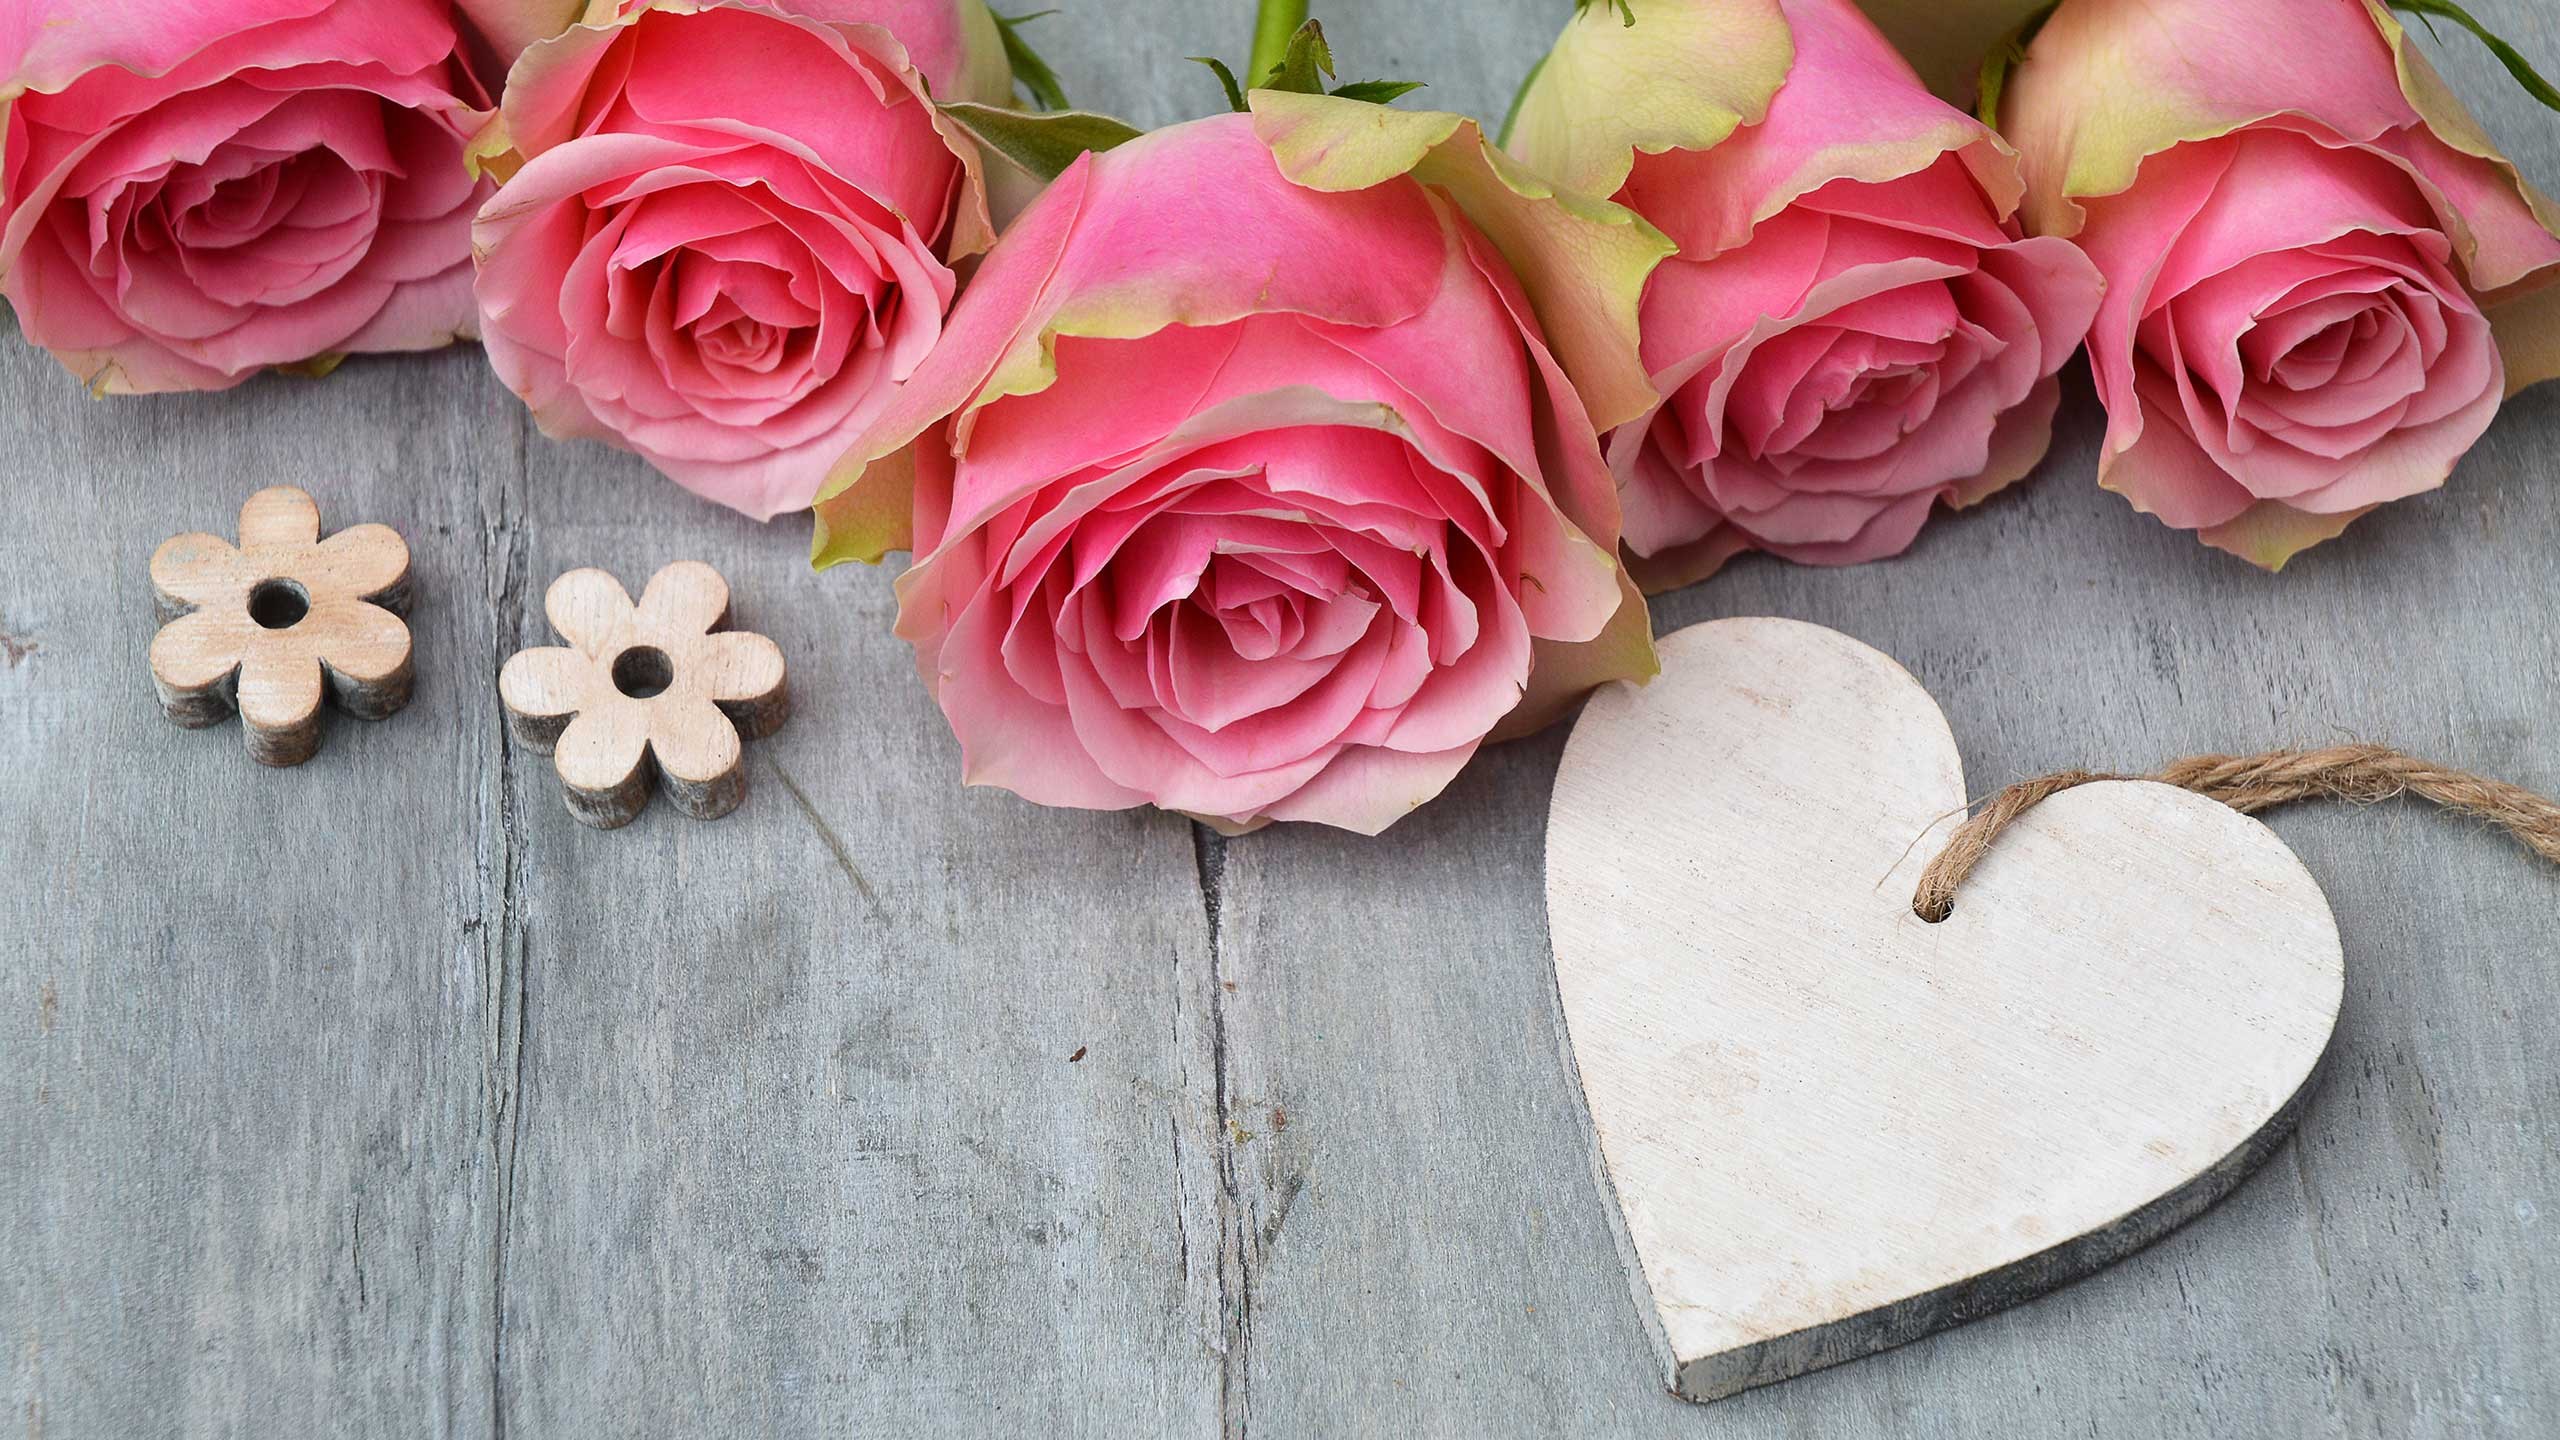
[611,645,674,699]
[248,579,310,630]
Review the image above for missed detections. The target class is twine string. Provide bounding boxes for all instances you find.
[1912,744,2560,922]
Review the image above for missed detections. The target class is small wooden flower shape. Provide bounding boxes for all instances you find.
[499,561,788,829]
[149,486,413,766]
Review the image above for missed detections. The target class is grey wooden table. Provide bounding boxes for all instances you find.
[5,3,2557,1436]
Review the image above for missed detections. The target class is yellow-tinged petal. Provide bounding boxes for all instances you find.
[955,0,1015,109]
[811,443,918,569]
[2197,502,2377,571]
[2364,0,2560,286]
[1505,0,1794,199]
[464,110,520,183]
[2009,0,2560,257]
[1251,90,1675,433]
[1248,95,1466,191]
[454,0,586,67]
[2489,279,2560,395]
[1489,565,1658,743]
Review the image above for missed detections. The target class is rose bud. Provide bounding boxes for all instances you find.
[1,1,518,393]
[470,1,1011,519]
[812,94,1668,834]
[2002,0,2560,567]
[1509,0,2102,591]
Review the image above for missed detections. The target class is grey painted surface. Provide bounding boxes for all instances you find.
[3,2,2556,1436]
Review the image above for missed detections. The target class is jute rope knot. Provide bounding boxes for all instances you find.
[1913,744,2560,923]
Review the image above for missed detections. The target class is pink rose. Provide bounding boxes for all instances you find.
[471,0,1009,519]
[1,1,525,392]
[813,97,1667,833]
[1510,0,2102,590]
[2002,0,2560,566]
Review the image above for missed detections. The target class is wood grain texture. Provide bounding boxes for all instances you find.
[2,2,2556,1437]
[499,562,789,828]
[1547,619,2343,1401]
[149,485,414,765]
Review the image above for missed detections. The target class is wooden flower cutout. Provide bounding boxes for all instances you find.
[149,486,413,766]
[499,561,789,829]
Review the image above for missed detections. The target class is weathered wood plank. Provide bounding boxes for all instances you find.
[479,444,1228,1434]
[1209,13,2560,1438]
[1215,379,2560,1439]
[0,336,515,1439]
[4,2,2558,1437]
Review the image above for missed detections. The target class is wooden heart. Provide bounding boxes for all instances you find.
[1545,618,2342,1403]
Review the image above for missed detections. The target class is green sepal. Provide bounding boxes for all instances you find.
[274,353,349,380]
[1191,55,1249,112]
[992,9,1070,112]
[1202,19,1422,111]
[937,101,1142,182]
[1329,79,1424,104]
[1266,19,1334,95]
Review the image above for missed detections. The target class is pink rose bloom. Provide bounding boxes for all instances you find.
[813,96,1667,833]
[2002,0,2560,566]
[1510,0,2102,590]
[471,0,1010,519]
[0,1,543,393]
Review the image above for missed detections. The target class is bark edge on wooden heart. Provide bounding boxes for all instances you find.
[1544,617,2343,1404]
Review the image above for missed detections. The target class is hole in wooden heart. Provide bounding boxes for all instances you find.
[611,645,674,699]
[247,579,310,630]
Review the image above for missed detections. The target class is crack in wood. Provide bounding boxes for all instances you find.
[1190,822,1252,1439]
[768,755,890,924]
[475,415,534,1440]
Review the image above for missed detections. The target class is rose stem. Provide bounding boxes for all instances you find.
[1248,0,1312,87]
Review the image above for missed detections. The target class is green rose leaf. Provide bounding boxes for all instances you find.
[991,9,1071,112]
[1191,55,1249,112]
[937,101,1142,183]
[1329,78,1424,104]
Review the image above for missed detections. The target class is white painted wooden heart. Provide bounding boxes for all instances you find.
[1546,618,2343,1403]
